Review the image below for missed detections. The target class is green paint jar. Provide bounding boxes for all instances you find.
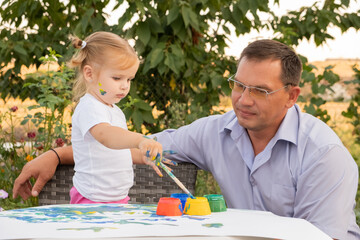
[204,194,227,212]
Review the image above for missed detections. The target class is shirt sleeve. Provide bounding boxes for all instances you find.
[294,144,358,239]
[74,101,112,139]
[154,117,212,171]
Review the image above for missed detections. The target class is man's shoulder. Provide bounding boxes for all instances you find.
[195,110,236,127]
[297,107,342,146]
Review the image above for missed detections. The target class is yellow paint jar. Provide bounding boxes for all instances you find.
[183,197,211,216]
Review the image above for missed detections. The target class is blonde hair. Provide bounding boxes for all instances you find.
[68,31,139,103]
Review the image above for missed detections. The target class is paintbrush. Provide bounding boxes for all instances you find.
[158,161,195,199]
[145,138,195,199]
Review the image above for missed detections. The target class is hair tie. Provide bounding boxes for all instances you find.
[81,40,87,49]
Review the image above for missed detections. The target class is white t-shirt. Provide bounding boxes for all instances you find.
[71,93,133,202]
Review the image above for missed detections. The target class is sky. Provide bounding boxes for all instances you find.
[225,0,360,62]
[105,0,360,62]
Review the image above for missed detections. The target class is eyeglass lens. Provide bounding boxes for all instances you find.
[229,80,268,99]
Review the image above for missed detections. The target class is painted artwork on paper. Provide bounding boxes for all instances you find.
[0,203,332,240]
[0,204,212,226]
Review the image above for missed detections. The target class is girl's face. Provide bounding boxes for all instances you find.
[84,56,139,106]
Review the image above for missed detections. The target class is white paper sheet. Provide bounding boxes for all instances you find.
[0,204,331,239]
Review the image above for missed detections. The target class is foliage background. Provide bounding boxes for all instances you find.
[0,0,360,221]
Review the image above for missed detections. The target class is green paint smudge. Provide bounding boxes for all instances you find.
[202,223,223,228]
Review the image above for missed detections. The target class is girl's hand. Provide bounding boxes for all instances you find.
[138,137,163,164]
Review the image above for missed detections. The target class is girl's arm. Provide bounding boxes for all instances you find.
[89,122,162,160]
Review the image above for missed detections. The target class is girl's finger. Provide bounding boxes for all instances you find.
[151,164,163,177]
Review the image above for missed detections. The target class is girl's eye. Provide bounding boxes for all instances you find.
[112,77,121,81]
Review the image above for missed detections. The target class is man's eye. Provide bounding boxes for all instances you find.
[253,88,267,95]
[235,82,243,88]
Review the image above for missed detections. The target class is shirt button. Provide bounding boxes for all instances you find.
[250,178,255,186]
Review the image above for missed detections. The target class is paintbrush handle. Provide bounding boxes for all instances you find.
[159,162,195,199]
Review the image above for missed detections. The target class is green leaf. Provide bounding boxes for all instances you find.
[20,119,29,125]
[167,6,179,25]
[148,18,164,34]
[164,52,179,75]
[13,45,28,56]
[137,21,151,46]
[149,44,165,69]
[134,100,152,111]
[341,0,350,7]
[304,103,316,115]
[123,107,133,120]
[181,5,191,28]
[210,73,223,89]
[131,110,143,131]
[141,110,155,123]
[303,71,315,83]
[311,97,326,107]
[238,0,249,15]
[248,0,259,15]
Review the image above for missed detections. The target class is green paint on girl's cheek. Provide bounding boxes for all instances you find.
[99,89,107,95]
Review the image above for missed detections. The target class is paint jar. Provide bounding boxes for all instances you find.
[170,193,189,211]
[183,197,211,216]
[204,194,227,212]
[156,197,183,216]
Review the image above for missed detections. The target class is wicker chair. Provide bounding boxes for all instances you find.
[38,163,198,205]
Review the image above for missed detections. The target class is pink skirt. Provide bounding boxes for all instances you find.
[70,186,130,204]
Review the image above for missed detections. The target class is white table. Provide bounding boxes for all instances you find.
[0,204,331,240]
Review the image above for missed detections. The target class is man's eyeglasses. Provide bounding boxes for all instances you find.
[227,75,290,100]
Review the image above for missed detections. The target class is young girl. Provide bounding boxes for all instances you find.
[68,31,162,204]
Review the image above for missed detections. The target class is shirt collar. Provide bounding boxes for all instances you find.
[222,111,247,140]
[275,104,299,146]
[221,105,299,145]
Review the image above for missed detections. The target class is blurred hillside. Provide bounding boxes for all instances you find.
[311,59,360,81]
[305,58,360,101]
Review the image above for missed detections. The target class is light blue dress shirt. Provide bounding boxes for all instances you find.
[154,104,360,239]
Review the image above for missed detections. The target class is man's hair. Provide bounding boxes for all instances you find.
[239,39,302,86]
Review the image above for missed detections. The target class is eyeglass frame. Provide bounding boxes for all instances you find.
[227,74,292,99]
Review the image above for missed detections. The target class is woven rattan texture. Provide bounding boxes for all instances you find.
[38,163,198,205]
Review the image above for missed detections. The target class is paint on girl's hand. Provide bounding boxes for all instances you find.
[98,83,107,95]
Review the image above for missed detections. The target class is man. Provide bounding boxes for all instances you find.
[13,39,359,239]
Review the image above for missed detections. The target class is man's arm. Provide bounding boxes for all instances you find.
[294,145,358,239]
[13,145,171,200]
[13,146,74,200]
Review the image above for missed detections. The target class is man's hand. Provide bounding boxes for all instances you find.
[13,150,59,200]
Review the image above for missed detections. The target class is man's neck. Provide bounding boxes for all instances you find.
[247,125,280,156]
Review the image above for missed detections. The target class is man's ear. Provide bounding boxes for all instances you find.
[83,65,93,83]
[286,86,301,108]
